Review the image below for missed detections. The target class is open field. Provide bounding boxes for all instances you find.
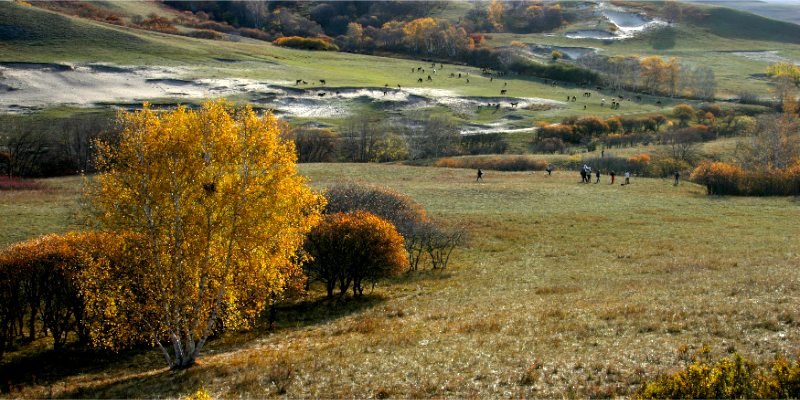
[0,1,719,131]
[486,4,800,98]
[2,164,799,398]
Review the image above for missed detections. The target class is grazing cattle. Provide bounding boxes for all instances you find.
[510,102,518,108]
[618,95,624,100]
[500,89,507,95]
[427,75,432,81]
[320,79,326,85]
[418,78,423,83]
[572,96,577,102]
[503,82,507,87]
[417,67,422,72]
[601,98,606,107]
[466,78,470,83]
[490,77,493,82]
[636,95,642,101]
[596,86,603,91]
[385,83,389,87]
[302,80,307,85]
[397,84,402,89]
[383,90,388,96]
[458,73,462,78]
[295,79,302,85]
[318,92,326,97]
[656,100,662,105]
[449,73,455,78]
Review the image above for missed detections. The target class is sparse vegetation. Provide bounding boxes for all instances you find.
[3,0,800,397]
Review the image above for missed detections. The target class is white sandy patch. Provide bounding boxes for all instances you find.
[728,51,800,65]
[564,2,667,40]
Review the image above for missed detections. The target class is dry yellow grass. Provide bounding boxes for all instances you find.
[2,164,799,398]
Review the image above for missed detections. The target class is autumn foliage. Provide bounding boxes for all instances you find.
[0,232,129,356]
[691,159,800,196]
[272,36,339,51]
[87,100,324,368]
[638,351,800,399]
[304,211,408,298]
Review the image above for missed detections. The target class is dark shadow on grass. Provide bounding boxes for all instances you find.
[0,344,156,395]
[270,292,388,330]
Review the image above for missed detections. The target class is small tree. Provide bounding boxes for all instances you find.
[673,104,695,127]
[88,100,324,368]
[304,211,407,298]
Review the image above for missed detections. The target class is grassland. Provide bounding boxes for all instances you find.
[2,164,798,398]
[0,1,691,127]
[486,5,800,98]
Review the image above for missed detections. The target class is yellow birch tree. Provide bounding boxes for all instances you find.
[87,100,324,368]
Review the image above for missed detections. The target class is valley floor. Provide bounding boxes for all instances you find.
[2,164,799,398]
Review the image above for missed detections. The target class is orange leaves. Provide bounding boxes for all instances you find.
[305,211,408,298]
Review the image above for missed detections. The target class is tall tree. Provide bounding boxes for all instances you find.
[87,100,324,368]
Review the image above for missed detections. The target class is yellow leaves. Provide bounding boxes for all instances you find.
[86,100,325,356]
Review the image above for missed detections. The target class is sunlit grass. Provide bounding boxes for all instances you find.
[2,164,799,398]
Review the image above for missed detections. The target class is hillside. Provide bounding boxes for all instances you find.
[2,165,799,397]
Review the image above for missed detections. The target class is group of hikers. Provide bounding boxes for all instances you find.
[476,164,680,185]
[577,164,630,185]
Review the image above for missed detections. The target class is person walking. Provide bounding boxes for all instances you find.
[546,163,553,176]
[595,168,601,183]
[623,171,631,185]
[610,170,616,185]
[580,167,587,183]
[477,168,483,182]
[674,171,680,186]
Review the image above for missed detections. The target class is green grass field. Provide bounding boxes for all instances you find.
[2,164,798,398]
[486,4,800,98]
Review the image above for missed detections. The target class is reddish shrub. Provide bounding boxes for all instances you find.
[0,176,47,191]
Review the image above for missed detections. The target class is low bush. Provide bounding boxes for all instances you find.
[238,27,272,41]
[650,157,692,178]
[0,176,48,191]
[460,133,508,155]
[0,231,143,356]
[185,29,224,40]
[637,352,800,399]
[690,161,745,195]
[323,182,427,239]
[434,156,548,171]
[531,137,566,154]
[273,36,339,51]
[690,161,800,196]
[304,211,407,298]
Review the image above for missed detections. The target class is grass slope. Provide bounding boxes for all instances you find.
[2,164,799,398]
[693,6,800,44]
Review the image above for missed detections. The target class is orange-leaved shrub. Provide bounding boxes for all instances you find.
[0,231,131,355]
[434,156,548,171]
[690,161,744,195]
[323,182,464,271]
[691,161,800,196]
[304,211,408,298]
[272,36,339,51]
[637,352,800,399]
